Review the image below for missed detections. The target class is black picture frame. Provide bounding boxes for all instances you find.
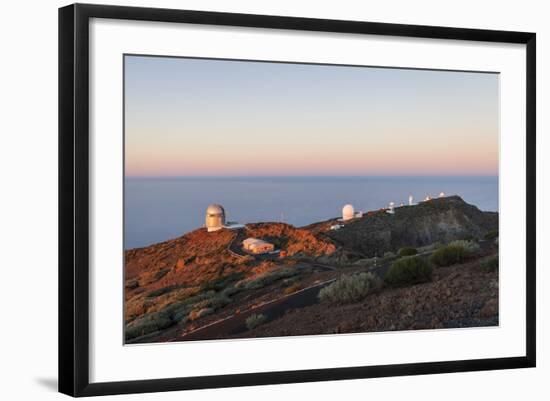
[59,3,536,397]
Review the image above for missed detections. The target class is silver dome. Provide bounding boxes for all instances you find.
[206,204,225,216]
[205,204,226,232]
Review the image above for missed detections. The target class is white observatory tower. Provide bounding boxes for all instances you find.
[342,204,355,221]
[387,202,395,214]
[205,204,226,232]
[409,195,414,206]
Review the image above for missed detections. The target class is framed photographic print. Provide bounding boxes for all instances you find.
[58,3,536,397]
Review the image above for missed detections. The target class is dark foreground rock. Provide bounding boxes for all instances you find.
[233,257,499,339]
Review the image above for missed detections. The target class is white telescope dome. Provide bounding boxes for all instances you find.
[342,204,355,221]
[206,204,225,216]
[205,204,226,232]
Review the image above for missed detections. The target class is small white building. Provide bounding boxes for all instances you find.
[386,202,395,214]
[439,192,446,198]
[242,238,275,254]
[409,195,414,206]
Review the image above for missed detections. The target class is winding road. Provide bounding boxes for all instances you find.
[173,240,494,341]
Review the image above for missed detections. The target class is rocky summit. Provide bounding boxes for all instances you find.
[316,195,498,258]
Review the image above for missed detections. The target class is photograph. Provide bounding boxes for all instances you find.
[123,55,500,344]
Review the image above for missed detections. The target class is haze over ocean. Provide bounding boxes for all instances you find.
[124,176,498,249]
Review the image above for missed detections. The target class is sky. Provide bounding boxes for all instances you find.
[124,55,499,177]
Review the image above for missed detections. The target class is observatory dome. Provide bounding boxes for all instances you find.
[342,204,355,221]
[205,204,226,232]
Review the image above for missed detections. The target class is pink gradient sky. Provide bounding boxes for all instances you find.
[125,56,499,177]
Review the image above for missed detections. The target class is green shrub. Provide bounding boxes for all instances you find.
[385,256,433,286]
[220,285,240,298]
[449,240,480,255]
[172,308,190,323]
[398,247,418,257]
[430,245,465,267]
[159,290,216,316]
[200,272,245,292]
[125,310,173,341]
[319,272,378,304]
[417,242,443,254]
[126,289,233,340]
[484,229,499,240]
[246,313,267,330]
[201,293,232,309]
[481,255,499,272]
[241,268,298,290]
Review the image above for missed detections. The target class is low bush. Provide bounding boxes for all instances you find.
[200,272,245,292]
[430,245,465,267]
[125,289,233,340]
[246,313,267,330]
[220,285,240,298]
[319,272,378,304]
[150,289,215,316]
[125,310,173,341]
[481,255,499,272]
[385,256,433,286]
[484,229,499,240]
[195,293,232,310]
[398,247,418,257]
[417,242,443,254]
[241,268,298,290]
[449,240,480,256]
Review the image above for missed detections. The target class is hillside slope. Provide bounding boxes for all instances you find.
[124,196,498,341]
[316,196,497,257]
